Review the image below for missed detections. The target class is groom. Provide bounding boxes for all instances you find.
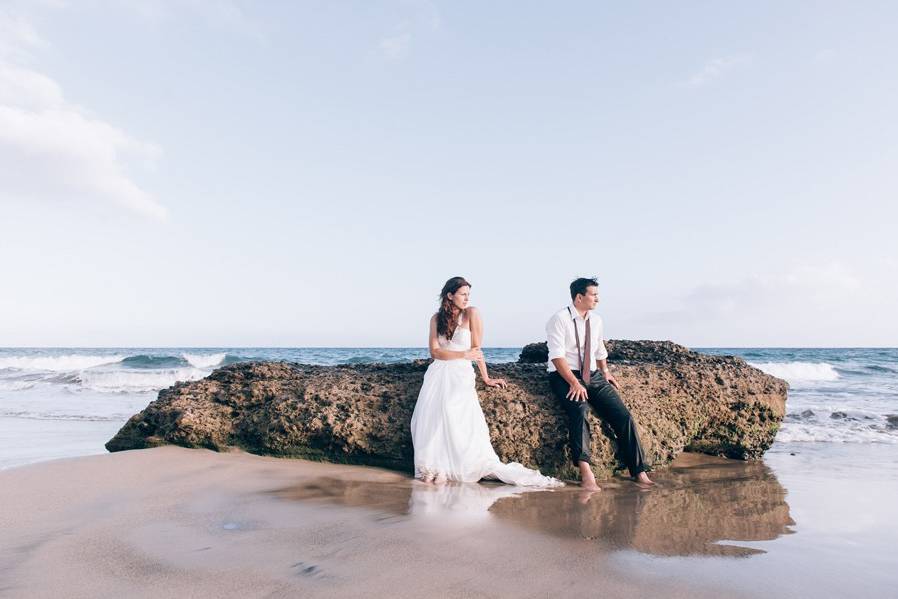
[546,277,653,490]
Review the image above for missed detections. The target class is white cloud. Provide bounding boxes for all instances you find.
[0,7,46,59]
[189,0,264,40]
[380,31,413,59]
[632,262,898,346]
[118,0,266,41]
[0,12,166,219]
[4,1,266,42]
[660,263,861,321]
[0,61,60,107]
[377,0,441,60]
[685,54,751,88]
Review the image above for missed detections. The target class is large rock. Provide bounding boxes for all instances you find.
[106,341,788,479]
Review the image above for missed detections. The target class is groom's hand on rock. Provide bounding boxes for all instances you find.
[567,382,589,402]
[604,372,620,391]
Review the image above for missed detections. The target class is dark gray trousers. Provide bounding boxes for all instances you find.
[548,370,647,476]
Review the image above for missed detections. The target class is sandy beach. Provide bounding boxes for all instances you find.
[2,445,896,598]
[4,0,897,596]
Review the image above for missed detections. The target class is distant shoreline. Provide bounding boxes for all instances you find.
[3,345,898,350]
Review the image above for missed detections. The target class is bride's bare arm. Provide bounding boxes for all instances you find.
[429,315,482,361]
[468,308,507,389]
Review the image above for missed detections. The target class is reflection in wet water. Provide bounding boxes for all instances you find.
[273,476,531,524]
[273,454,794,558]
[492,456,795,557]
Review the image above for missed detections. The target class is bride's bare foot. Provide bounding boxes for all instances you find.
[633,471,655,486]
[434,472,448,485]
[580,481,601,492]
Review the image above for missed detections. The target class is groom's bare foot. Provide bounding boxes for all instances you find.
[577,461,600,492]
[633,471,654,486]
[577,487,601,504]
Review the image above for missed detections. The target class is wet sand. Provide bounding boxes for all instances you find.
[1,445,896,598]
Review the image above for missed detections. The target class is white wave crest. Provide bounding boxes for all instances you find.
[0,354,125,372]
[750,361,840,384]
[0,410,126,422]
[777,422,898,444]
[0,380,36,391]
[78,367,208,393]
[182,352,226,369]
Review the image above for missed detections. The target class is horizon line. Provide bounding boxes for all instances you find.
[2,345,896,350]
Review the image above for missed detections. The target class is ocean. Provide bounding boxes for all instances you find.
[1,347,896,469]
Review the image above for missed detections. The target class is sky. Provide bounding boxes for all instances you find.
[1,1,897,347]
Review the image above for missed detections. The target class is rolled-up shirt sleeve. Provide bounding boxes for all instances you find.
[546,314,567,361]
[593,316,609,361]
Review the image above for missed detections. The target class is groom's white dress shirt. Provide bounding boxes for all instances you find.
[545,304,608,373]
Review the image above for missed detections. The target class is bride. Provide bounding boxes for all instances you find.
[410,276,563,488]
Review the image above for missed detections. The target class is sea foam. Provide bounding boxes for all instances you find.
[777,422,898,444]
[0,354,125,372]
[749,361,840,384]
[77,367,209,393]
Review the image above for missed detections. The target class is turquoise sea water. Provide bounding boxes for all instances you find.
[1,346,896,469]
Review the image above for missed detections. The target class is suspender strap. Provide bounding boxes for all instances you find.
[567,306,591,384]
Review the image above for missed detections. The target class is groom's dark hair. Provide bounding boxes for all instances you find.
[570,277,599,300]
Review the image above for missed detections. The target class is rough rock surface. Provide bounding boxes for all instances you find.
[106,341,788,479]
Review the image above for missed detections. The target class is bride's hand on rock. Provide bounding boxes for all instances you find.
[464,348,483,361]
[485,377,507,389]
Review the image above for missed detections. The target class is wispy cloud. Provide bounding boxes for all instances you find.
[684,54,751,88]
[0,10,166,219]
[814,48,837,63]
[120,0,266,42]
[0,7,46,60]
[377,0,441,60]
[380,31,412,59]
[656,262,862,323]
[622,261,898,345]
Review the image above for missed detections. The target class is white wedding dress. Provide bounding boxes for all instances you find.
[410,318,563,488]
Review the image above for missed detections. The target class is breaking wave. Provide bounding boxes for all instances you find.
[776,421,898,444]
[0,354,125,372]
[77,368,210,393]
[0,351,238,394]
[749,361,840,384]
[182,352,227,368]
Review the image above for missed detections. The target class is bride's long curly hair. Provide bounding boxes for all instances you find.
[437,276,471,340]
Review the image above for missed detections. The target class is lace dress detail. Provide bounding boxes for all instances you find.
[409,314,563,488]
